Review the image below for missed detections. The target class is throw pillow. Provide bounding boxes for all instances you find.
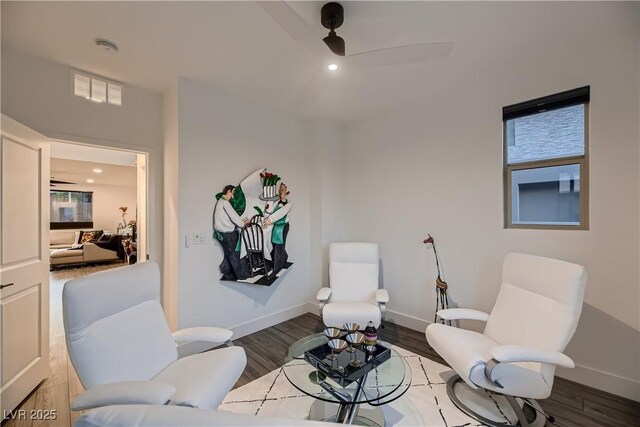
[80,231,96,243]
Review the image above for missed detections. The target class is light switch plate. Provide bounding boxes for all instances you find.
[193,232,205,245]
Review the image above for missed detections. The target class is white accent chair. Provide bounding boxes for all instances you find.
[75,405,340,426]
[63,261,246,411]
[426,253,587,427]
[316,243,389,328]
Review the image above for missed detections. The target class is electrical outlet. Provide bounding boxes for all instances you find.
[193,232,205,245]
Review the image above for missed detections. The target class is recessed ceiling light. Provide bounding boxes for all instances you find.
[93,168,103,174]
[328,64,338,71]
[86,178,95,183]
[96,39,118,52]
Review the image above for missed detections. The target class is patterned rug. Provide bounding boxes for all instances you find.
[221,345,532,426]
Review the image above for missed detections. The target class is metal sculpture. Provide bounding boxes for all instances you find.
[423,234,451,325]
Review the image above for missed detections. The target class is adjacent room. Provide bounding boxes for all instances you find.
[1,2,638,427]
[49,141,144,271]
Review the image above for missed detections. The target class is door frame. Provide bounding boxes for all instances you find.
[49,138,149,264]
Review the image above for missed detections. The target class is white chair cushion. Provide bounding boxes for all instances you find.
[329,242,378,264]
[427,323,552,399]
[64,262,163,333]
[71,381,176,411]
[75,405,340,427]
[322,302,382,328]
[484,283,578,352]
[152,346,247,409]
[330,263,378,302]
[502,253,586,307]
[66,300,178,389]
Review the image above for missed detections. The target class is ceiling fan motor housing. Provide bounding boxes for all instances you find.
[321,2,344,30]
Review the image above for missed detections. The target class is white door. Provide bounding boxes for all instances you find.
[0,115,50,416]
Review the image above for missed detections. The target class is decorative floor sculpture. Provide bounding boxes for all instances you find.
[423,234,451,326]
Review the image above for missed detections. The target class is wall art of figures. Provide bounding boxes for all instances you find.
[212,168,293,286]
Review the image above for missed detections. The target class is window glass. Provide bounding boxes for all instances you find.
[510,164,581,226]
[50,191,93,228]
[506,104,584,164]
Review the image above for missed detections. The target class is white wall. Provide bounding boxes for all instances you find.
[1,49,164,271]
[176,78,315,336]
[308,121,346,289]
[342,5,639,399]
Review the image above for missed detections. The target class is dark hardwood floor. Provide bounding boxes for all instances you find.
[236,313,640,427]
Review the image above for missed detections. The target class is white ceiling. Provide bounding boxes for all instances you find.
[1,1,623,122]
[50,158,136,188]
[50,141,138,166]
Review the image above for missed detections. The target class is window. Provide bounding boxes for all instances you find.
[50,190,93,230]
[504,87,589,229]
[72,72,122,106]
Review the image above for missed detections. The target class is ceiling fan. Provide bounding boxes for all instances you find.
[258,1,454,106]
[259,1,454,68]
[50,177,76,187]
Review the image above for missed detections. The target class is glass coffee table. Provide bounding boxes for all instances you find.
[283,333,412,426]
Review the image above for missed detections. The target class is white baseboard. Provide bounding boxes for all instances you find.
[385,309,430,332]
[230,302,318,339]
[558,363,640,402]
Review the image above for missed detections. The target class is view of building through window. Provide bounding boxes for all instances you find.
[50,190,93,229]
[503,88,588,229]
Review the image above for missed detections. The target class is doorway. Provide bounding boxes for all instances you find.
[48,140,148,271]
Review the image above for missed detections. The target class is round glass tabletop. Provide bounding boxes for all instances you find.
[283,333,411,406]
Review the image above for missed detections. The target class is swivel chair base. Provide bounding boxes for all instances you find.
[446,375,551,427]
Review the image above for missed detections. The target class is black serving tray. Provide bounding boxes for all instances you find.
[304,341,391,387]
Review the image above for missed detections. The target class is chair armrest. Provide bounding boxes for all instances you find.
[375,289,389,303]
[172,327,233,344]
[436,308,489,322]
[491,345,575,368]
[71,381,175,411]
[316,287,332,302]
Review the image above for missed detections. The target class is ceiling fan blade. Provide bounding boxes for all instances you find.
[345,42,454,68]
[257,1,329,59]
[50,179,76,185]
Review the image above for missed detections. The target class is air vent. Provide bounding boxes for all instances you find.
[91,79,107,103]
[74,74,91,98]
[72,71,122,106]
[107,83,122,106]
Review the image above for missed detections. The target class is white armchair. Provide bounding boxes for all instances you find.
[426,253,587,426]
[62,261,246,411]
[317,242,388,328]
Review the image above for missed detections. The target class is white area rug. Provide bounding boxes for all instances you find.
[221,346,523,426]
